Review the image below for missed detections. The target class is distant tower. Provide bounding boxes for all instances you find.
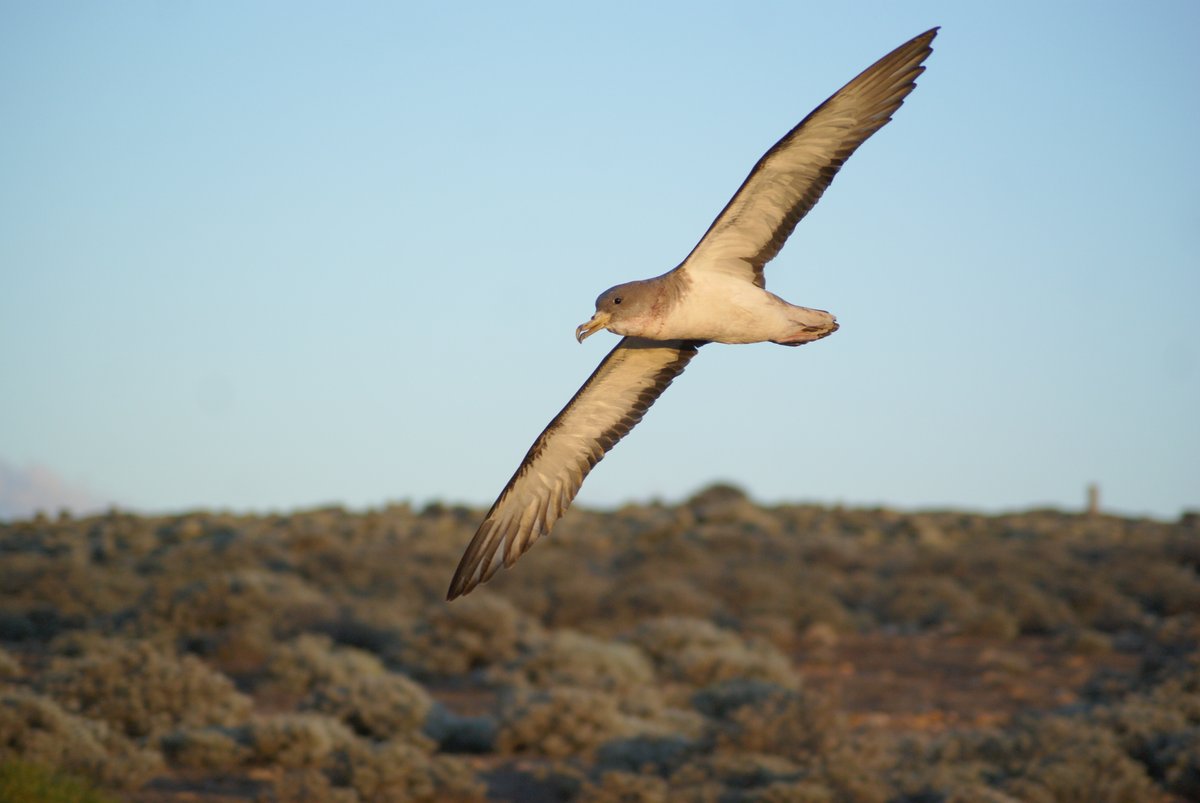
[1086,483,1100,515]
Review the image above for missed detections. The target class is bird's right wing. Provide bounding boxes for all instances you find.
[447,336,702,600]
[678,27,937,288]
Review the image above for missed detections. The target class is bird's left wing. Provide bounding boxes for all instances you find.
[678,27,937,288]
[447,337,702,599]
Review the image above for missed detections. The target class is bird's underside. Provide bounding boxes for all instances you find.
[448,27,937,600]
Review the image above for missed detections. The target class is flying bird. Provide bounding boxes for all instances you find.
[448,28,937,600]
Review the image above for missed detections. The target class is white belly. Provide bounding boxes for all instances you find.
[651,275,801,344]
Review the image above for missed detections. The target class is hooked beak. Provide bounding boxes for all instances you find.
[575,310,612,343]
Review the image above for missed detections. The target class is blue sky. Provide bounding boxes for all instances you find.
[1,2,1197,521]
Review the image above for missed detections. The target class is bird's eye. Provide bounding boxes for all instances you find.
[613,297,623,305]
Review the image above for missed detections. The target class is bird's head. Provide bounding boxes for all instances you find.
[575,281,653,342]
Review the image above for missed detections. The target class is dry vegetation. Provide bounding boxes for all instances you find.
[1,486,1198,802]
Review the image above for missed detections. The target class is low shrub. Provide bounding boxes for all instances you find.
[327,739,485,802]
[160,725,247,772]
[259,634,386,698]
[132,569,336,643]
[491,630,654,694]
[239,713,356,770]
[302,670,434,740]
[935,715,1157,803]
[0,689,162,789]
[36,637,251,740]
[710,687,843,759]
[0,648,20,678]
[390,595,543,678]
[627,617,799,689]
[577,770,669,802]
[877,575,981,630]
[496,688,637,758]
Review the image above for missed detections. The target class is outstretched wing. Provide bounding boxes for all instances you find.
[448,337,702,599]
[679,28,937,288]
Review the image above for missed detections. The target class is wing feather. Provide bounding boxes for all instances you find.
[679,28,937,287]
[447,337,702,599]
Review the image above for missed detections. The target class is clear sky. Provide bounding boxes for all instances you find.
[2,2,1197,521]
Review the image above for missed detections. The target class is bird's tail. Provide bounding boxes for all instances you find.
[772,306,839,346]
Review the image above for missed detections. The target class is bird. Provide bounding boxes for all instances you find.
[447,27,937,600]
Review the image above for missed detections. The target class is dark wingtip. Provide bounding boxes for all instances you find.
[446,577,472,602]
[906,27,939,53]
[446,551,476,601]
[446,564,476,601]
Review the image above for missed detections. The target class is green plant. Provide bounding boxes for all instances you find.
[0,759,120,803]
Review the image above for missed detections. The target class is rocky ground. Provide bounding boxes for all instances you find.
[1,486,1198,801]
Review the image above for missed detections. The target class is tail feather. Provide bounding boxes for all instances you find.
[772,307,839,346]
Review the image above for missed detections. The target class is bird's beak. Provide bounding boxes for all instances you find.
[575,311,612,343]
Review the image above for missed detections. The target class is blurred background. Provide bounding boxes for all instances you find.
[2,1,1197,521]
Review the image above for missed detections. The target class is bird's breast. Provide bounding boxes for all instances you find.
[644,276,793,344]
